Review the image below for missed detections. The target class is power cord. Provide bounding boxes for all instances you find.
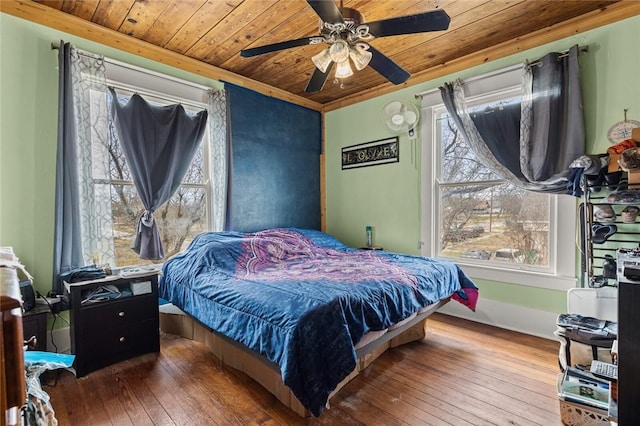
[34,291,70,354]
[31,292,70,388]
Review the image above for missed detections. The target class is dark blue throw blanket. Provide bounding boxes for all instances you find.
[160,228,478,416]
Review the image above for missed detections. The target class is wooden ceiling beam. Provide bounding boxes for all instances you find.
[0,0,324,111]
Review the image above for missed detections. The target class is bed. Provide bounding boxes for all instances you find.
[159,228,478,417]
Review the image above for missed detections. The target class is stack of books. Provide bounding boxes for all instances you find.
[558,367,610,411]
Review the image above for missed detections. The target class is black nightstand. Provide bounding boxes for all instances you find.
[22,305,50,351]
[67,272,160,377]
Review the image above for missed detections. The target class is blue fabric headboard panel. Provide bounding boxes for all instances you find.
[227,84,322,232]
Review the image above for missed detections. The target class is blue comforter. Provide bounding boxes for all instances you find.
[159,228,477,416]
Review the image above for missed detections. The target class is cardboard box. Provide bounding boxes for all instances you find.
[630,128,640,179]
[608,153,621,173]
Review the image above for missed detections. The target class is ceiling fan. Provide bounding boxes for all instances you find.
[240,0,451,93]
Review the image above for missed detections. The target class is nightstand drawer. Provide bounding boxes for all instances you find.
[80,295,157,334]
[81,319,157,356]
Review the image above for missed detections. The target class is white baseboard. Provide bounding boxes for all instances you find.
[437,298,560,340]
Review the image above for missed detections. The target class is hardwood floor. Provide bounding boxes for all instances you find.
[45,313,562,425]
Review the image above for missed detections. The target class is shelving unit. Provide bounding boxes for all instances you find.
[581,179,640,287]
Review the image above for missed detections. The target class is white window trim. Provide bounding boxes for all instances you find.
[419,66,577,291]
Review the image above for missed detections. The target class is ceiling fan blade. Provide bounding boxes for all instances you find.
[241,37,323,58]
[367,46,410,85]
[305,63,334,93]
[366,9,451,37]
[306,0,344,24]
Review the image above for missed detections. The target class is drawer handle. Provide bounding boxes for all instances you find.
[118,311,125,317]
[119,337,126,343]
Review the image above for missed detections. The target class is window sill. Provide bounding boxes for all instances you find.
[455,261,577,291]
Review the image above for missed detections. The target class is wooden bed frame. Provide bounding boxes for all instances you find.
[159,298,449,417]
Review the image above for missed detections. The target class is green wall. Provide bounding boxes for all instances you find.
[2,10,639,320]
[325,15,640,316]
[0,13,222,296]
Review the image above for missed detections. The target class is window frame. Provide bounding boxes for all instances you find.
[93,61,215,267]
[419,66,577,291]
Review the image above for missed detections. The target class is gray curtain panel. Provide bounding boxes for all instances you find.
[440,44,585,193]
[52,41,83,296]
[108,88,208,260]
[53,42,109,296]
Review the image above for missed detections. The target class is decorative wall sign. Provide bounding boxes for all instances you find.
[342,137,399,169]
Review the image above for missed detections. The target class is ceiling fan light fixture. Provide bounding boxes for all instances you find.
[312,47,332,73]
[334,60,354,79]
[349,44,372,71]
[328,40,350,63]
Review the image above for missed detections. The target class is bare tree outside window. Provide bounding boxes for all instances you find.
[436,102,550,267]
[97,92,209,267]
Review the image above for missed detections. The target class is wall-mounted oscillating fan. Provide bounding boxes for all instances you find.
[382,101,420,140]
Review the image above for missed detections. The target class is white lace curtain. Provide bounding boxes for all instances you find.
[207,89,228,232]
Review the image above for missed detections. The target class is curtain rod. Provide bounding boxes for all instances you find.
[527,45,588,68]
[50,41,212,92]
[415,45,588,99]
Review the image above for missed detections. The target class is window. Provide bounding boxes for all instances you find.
[90,62,216,268]
[100,90,209,267]
[420,66,577,290]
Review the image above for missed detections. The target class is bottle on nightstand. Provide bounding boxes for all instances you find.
[365,226,373,248]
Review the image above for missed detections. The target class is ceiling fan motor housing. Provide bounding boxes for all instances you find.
[339,7,364,27]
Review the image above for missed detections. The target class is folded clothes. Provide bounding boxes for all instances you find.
[567,167,584,197]
[58,264,106,283]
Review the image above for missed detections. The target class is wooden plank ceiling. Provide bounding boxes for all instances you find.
[22,0,640,110]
